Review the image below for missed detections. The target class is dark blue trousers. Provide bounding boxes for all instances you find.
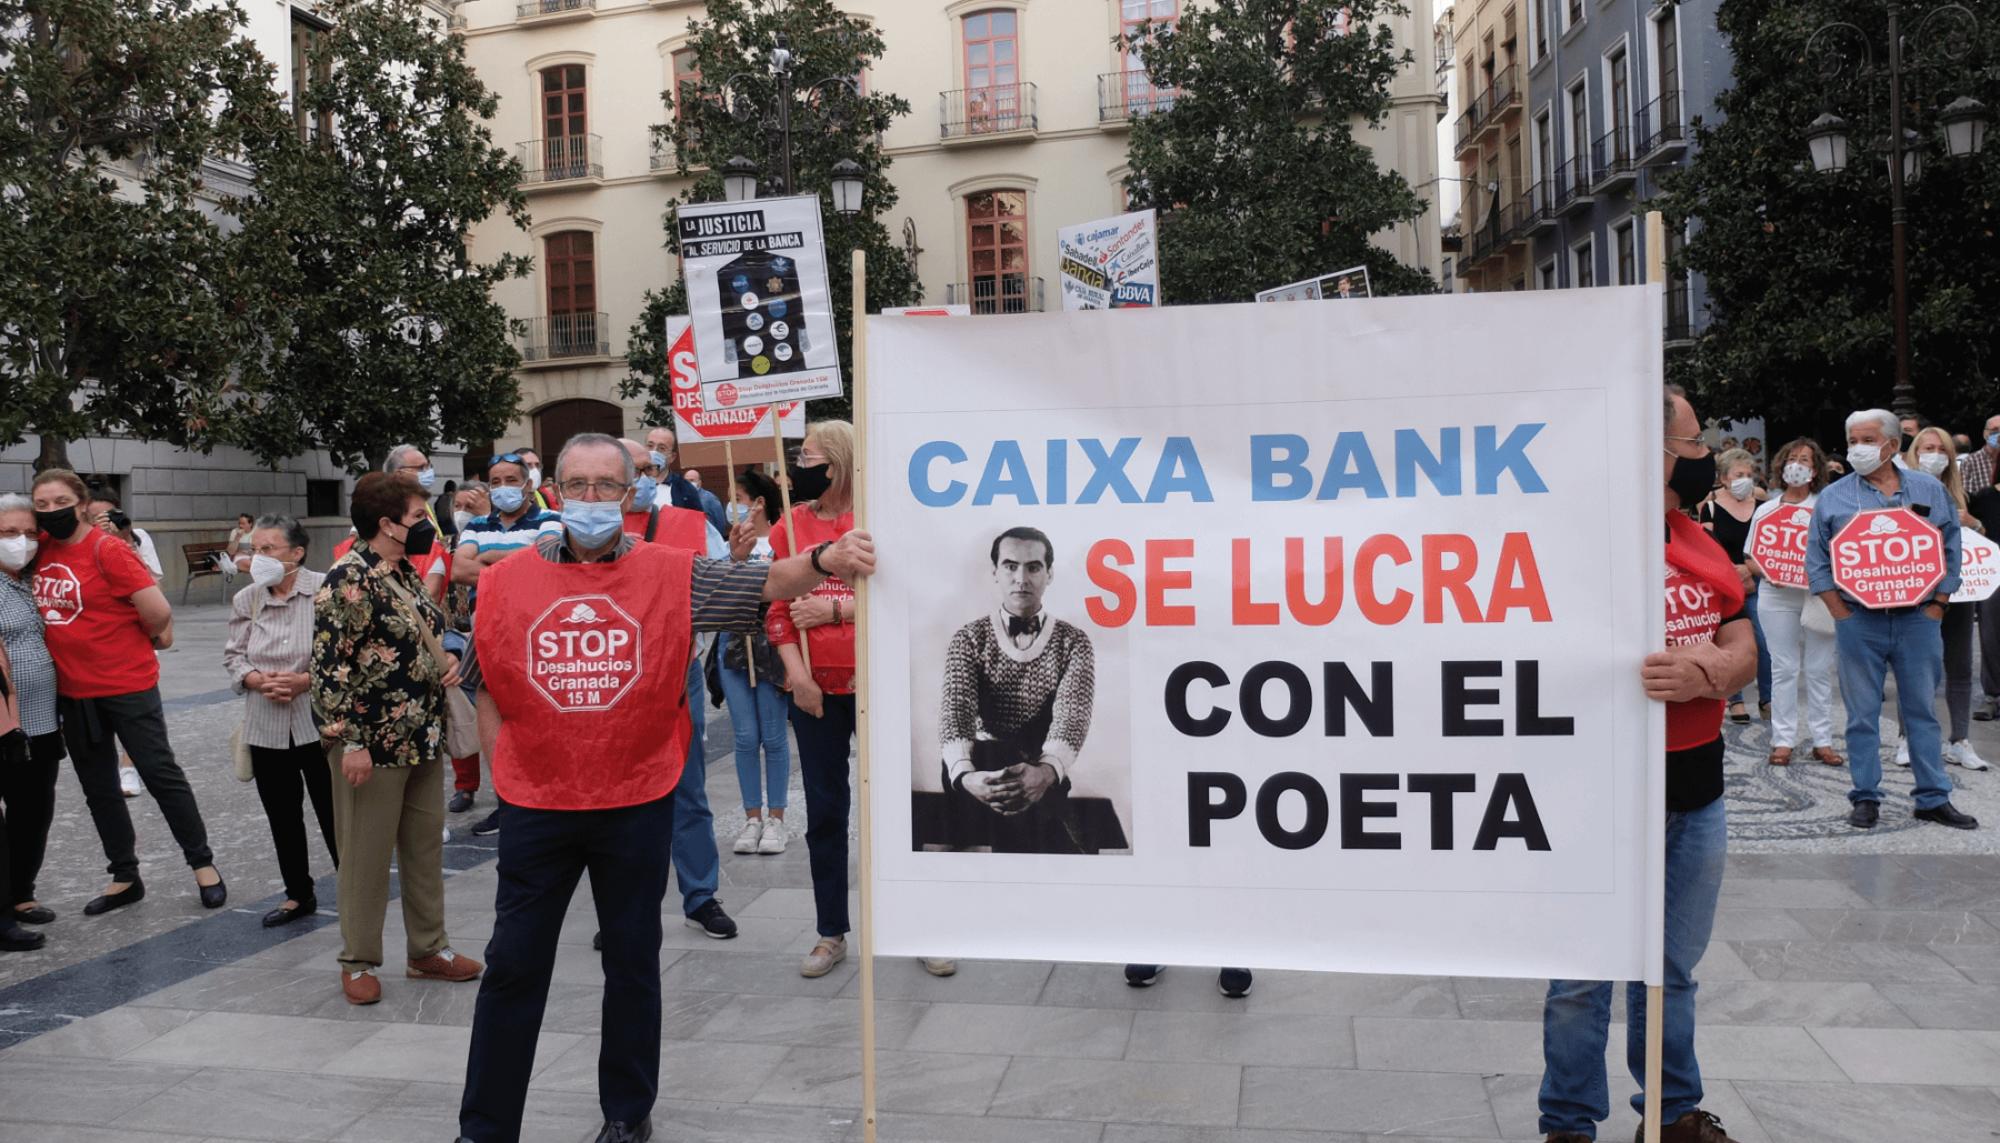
[459,795,674,1142]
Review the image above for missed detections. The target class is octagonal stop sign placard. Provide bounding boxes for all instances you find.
[527,595,644,712]
[1830,508,1946,609]
[1749,504,1814,589]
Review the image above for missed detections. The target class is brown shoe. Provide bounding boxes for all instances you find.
[342,968,381,1005]
[1812,747,1845,766]
[407,947,483,982]
[1639,1109,1739,1143]
[1767,747,1792,766]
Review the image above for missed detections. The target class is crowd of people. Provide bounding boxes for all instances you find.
[0,403,1993,1143]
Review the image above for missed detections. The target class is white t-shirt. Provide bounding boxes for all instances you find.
[131,528,163,579]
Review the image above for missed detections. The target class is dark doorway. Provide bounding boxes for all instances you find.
[534,399,624,466]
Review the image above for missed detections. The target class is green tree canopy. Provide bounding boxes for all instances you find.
[1659,0,2000,433]
[622,0,918,425]
[235,0,530,471]
[0,0,290,470]
[1122,0,1435,303]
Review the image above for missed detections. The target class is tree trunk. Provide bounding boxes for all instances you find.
[35,433,71,474]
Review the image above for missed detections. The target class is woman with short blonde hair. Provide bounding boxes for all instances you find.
[1903,428,1990,771]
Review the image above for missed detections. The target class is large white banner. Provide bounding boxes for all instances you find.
[867,290,1665,982]
[676,195,843,409]
[1058,210,1159,310]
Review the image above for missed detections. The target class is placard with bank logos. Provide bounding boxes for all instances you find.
[1057,210,1160,310]
[865,289,1667,981]
[675,195,843,409]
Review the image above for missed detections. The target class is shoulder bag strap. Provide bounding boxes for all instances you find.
[645,505,660,543]
[378,569,451,676]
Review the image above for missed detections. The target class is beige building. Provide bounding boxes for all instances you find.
[1446,0,1530,292]
[457,0,1446,461]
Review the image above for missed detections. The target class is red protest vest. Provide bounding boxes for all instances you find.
[475,543,695,810]
[624,506,710,555]
[1664,510,1746,752]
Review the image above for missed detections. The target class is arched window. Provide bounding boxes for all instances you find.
[541,231,601,358]
[962,10,1022,132]
[540,64,588,178]
[966,189,1029,314]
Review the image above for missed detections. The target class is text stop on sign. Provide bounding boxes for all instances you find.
[1830,508,1945,609]
[666,315,803,440]
[527,595,645,712]
[1749,504,1813,590]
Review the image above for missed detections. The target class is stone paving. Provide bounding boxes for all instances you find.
[1,603,1998,1142]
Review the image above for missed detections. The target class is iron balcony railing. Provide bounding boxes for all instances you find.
[945,277,1046,314]
[1098,70,1178,122]
[1636,90,1686,158]
[940,82,1038,139]
[1553,154,1595,210]
[1453,65,1521,153]
[517,0,592,17]
[1592,124,1635,186]
[518,135,602,184]
[521,313,609,362]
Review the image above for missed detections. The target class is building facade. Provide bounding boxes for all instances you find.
[456,0,1447,463]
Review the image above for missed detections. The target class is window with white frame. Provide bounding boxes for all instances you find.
[1614,220,1636,284]
[1572,237,1595,288]
[1565,79,1589,185]
[1537,259,1557,290]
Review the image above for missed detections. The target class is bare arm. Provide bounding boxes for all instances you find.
[130,585,172,639]
[762,529,875,601]
[450,542,484,586]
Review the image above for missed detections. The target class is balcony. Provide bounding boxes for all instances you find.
[1665,283,1695,348]
[1553,155,1595,213]
[1523,179,1558,233]
[1098,71,1177,126]
[1452,65,1521,156]
[1591,124,1636,192]
[944,277,1046,314]
[520,313,611,364]
[1637,90,1687,164]
[516,0,593,23]
[649,137,678,176]
[518,135,602,188]
[940,83,1037,142]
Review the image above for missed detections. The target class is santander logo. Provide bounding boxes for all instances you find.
[33,563,84,626]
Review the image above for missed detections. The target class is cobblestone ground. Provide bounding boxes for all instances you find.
[0,602,1997,1142]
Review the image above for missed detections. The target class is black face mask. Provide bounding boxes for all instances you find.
[398,518,437,558]
[35,507,80,541]
[789,462,832,501]
[1667,449,1717,510]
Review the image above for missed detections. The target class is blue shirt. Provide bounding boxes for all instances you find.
[1806,467,1962,599]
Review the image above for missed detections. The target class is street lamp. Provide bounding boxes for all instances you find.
[830,159,865,216]
[716,35,869,212]
[1801,2,1988,417]
[722,155,760,203]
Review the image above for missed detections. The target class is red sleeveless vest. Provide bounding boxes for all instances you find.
[624,506,710,555]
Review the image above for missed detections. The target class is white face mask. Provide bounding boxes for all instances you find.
[453,510,474,532]
[0,535,37,572]
[1847,443,1884,476]
[526,465,543,487]
[1918,452,1951,476]
[1727,477,1755,500]
[1782,462,1813,487]
[250,554,292,588]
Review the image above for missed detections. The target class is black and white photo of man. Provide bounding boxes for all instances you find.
[936,526,1102,853]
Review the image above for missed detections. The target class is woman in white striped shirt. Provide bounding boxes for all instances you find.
[223,515,338,928]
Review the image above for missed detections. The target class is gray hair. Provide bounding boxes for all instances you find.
[0,493,32,517]
[1663,382,1686,422]
[456,479,489,499]
[1845,408,1902,445]
[382,443,426,473]
[555,432,634,483]
[1716,448,1755,476]
[252,512,310,553]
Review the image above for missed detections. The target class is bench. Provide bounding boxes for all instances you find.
[180,541,233,603]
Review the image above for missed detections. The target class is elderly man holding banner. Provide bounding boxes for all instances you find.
[1538,384,1756,1143]
[453,433,877,1143]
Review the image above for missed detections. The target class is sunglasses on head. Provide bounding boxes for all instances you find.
[488,452,527,471]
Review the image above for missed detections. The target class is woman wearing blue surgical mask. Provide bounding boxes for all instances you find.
[718,471,790,856]
[223,516,339,927]
[1897,429,1990,772]
[1697,449,1772,724]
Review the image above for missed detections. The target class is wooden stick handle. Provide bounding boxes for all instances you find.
[770,413,811,674]
[851,246,878,1143]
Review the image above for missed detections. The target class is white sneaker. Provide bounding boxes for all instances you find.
[1894,736,1911,767]
[921,958,957,977]
[119,767,143,797]
[757,816,788,854]
[732,817,763,855]
[1947,740,1993,771]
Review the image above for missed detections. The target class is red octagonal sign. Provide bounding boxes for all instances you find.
[1831,508,1946,610]
[526,594,645,713]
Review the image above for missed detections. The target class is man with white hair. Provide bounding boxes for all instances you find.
[1806,408,1978,831]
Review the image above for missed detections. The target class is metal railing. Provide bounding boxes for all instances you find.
[1098,70,1178,122]
[945,277,1046,314]
[1592,124,1635,185]
[1452,64,1521,153]
[1553,153,1594,209]
[520,313,610,362]
[1636,90,1685,158]
[940,82,1038,139]
[516,0,592,18]
[518,135,602,184]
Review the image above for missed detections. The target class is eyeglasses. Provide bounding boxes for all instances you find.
[1663,434,1710,459]
[559,479,630,500]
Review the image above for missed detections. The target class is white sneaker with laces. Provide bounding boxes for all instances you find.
[119,767,143,797]
[1947,739,1993,770]
[757,816,788,854]
[1894,736,1911,767]
[732,818,763,855]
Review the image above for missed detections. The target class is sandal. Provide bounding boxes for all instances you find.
[1728,702,1750,724]
[1812,747,1845,767]
[1767,748,1793,766]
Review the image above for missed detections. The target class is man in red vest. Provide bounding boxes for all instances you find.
[455,433,875,1143]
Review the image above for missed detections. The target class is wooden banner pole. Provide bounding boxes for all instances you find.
[771,412,810,673]
[1642,208,1668,1143]
[850,246,878,1143]
[725,439,754,687]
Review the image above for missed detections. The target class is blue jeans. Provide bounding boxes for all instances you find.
[790,692,856,938]
[1539,796,1728,1138]
[671,655,719,914]
[715,633,791,811]
[1835,607,1952,810]
[1729,592,1773,706]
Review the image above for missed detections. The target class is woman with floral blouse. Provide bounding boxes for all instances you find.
[311,472,482,1006]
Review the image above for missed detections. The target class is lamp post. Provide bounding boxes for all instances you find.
[716,32,868,208]
[1803,3,1990,418]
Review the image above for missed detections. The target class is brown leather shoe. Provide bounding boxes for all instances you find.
[1638,1109,1739,1143]
[407,948,483,982]
[1767,747,1792,766]
[1812,747,1844,766]
[342,968,381,1005]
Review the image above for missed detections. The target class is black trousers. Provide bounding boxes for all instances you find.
[61,688,212,880]
[790,693,855,939]
[459,795,674,1142]
[250,738,339,902]
[1981,593,2000,701]
[0,731,64,907]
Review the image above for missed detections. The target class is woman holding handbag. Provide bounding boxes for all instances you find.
[311,473,481,1007]
[223,515,338,927]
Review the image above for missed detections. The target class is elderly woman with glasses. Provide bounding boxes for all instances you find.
[0,494,63,950]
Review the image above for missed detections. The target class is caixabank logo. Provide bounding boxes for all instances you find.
[526,595,643,713]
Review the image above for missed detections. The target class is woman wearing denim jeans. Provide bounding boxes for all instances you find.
[1538,386,1756,1143]
[720,471,792,856]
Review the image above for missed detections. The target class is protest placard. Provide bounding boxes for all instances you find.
[1256,264,1372,303]
[1830,508,1946,609]
[676,195,843,408]
[864,289,1664,981]
[1057,210,1160,311]
[1749,504,1813,589]
[665,315,804,442]
[1954,528,1999,603]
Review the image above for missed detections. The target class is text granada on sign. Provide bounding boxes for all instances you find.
[527,595,644,712]
[1749,505,1813,590]
[1830,507,1946,609]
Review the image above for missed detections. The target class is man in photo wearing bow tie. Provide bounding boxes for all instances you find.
[938,526,1099,853]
